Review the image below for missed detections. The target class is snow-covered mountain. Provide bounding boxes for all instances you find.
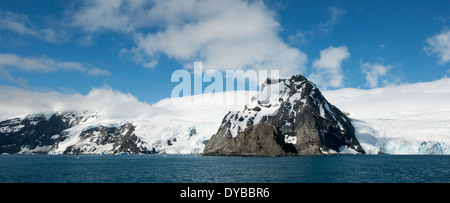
[1,78,450,155]
[0,112,99,154]
[203,74,364,156]
[0,110,214,155]
[0,90,254,155]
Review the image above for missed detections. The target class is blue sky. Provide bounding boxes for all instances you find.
[0,0,449,104]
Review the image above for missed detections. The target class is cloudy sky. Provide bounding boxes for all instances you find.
[1,0,450,103]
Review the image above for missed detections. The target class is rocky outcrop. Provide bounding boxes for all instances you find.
[203,74,365,156]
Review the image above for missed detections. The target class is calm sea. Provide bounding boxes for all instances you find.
[0,155,448,183]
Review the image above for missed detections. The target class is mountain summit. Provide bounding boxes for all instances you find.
[203,74,365,156]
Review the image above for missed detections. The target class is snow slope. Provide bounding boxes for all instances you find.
[323,78,450,154]
[132,91,257,154]
[47,91,258,154]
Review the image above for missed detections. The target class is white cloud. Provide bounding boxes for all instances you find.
[0,10,64,43]
[424,29,450,65]
[70,0,148,32]
[313,46,350,70]
[0,85,254,123]
[0,86,151,120]
[360,61,393,88]
[70,0,307,76]
[309,46,350,89]
[0,53,110,76]
[86,68,112,76]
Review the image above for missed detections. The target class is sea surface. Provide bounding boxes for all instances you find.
[0,155,449,183]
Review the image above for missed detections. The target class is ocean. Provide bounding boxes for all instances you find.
[0,155,449,183]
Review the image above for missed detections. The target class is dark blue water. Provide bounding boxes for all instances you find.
[0,155,449,183]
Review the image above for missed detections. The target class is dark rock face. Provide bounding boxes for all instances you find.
[0,112,151,155]
[204,122,285,156]
[0,113,78,154]
[63,123,150,155]
[203,74,365,156]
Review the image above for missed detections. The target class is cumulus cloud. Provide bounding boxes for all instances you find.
[70,0,307,76]
[360,61,393,88]
[0,53,110,85]
[0,10,64,43]
[424,29,450,65]
[309,46,350,89]
[0,85,255,124]
[70,0,149,32]
[0,86,152,120]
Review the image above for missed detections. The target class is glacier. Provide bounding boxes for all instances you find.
[323,78,450,155]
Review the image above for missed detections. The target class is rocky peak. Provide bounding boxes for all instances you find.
[203,74,365,156]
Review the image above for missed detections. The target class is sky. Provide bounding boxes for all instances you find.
[0,0,450,104]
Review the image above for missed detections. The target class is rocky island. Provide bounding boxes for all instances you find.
[203,74,365,156]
